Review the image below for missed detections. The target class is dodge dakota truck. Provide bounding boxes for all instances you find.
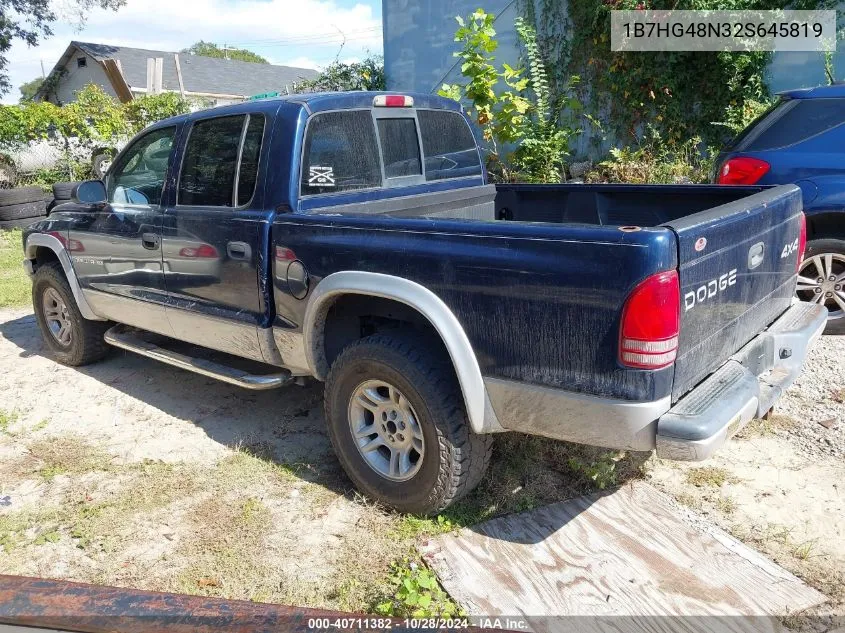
[22,92,827,514]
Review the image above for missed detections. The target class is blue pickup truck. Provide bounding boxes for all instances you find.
[21,92,826,514]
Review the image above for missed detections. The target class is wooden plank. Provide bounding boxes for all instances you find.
[174,54,186,97]
[422,482,825,630]
[101,59,133,103]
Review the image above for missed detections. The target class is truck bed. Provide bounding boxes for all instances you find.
[282,182,803,404]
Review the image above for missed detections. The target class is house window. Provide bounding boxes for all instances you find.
[77,57,87,68]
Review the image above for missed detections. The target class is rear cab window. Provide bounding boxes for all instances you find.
[300,111,382,195]
[299,105,482,199]
[730,97,845,152]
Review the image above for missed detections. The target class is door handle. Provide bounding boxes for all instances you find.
[141,233,160,250]
[227,241,252,261]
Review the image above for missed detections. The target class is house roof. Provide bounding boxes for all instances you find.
[38,41,319,100]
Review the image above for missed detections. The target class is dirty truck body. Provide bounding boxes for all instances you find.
[21,92,826,514]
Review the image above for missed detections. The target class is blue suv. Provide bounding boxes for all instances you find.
[714,85,845,334]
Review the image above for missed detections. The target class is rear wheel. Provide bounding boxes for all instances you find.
[324,333,492,515]
[32,262,111,365]
[797,238,845,335]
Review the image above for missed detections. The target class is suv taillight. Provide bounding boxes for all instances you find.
[797,212,807,272]
[619,270,680,369]
[717,156,770,185]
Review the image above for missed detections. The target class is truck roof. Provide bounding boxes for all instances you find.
[145,91,463,130]
[777,84,845,99]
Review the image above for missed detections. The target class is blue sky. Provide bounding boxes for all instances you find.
[4,0,383,103]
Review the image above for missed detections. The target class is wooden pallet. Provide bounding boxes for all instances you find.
[421,482,825,632]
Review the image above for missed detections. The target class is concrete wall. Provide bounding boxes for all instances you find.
[383,0,521,94]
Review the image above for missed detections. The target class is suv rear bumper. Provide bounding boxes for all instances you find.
[655,301,827,461]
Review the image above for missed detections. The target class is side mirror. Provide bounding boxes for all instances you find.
[72,180,107,204]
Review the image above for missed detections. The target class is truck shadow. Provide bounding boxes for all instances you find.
[2,312,652,536]
[0,312,349,496]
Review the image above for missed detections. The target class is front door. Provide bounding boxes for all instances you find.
[161,113,267,360]
[69,125,179,335]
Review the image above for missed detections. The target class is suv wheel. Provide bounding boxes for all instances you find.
[324,333,492,515]
[797,238,845,334]
[32,262,111,365]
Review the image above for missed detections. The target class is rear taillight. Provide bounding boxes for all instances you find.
[797,212,807,272]
[619,270,680,369]
[717,156,770,185]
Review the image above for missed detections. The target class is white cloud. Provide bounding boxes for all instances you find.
[3,0,382,102]
[275,56,322,71]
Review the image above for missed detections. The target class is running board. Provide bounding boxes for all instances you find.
[104,326,293,390]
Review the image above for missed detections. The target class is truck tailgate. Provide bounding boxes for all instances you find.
[665,185,804,401]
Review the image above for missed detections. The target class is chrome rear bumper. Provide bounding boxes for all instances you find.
[655,302,828,461]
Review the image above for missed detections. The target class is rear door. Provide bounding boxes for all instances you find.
[666,185,804,400]
[161,112,268,361]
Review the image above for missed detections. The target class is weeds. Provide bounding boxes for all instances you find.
[585,127,715,185]
[684,466,738,489]
[567,452,619,490]
[0,408,19,435]
[737,415,799,438]
[373,560,462,618]
[27,435,112,481]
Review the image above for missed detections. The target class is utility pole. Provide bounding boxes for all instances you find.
[40,60,46,78]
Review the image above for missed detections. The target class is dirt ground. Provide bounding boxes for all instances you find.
[0,303,843,619]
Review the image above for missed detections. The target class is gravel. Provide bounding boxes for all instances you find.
[774,333,845,460]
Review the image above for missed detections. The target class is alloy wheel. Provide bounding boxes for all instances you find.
[347,379,425,481]
[797,253,845,320]
[42,287,73,346]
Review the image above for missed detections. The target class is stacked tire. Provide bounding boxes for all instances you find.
[46,181,78,216]
[0,187,49,230]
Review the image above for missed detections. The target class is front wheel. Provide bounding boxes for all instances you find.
[32,262,111,365]
[324,333,492,515]
[797,238,845,335]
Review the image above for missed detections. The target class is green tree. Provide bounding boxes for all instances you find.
[18,77,44,102]
[182,41,267,64]
[296,55,385,92]
[0,0,126,96]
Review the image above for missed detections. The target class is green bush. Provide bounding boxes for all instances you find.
[0,84,192,152]
[439,9,583,183]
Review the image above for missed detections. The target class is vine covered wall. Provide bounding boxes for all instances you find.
[518,0,839,152]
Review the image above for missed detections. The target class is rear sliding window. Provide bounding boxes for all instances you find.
[732,98,845,151]
[418,110,482,181]
[301,111,381,195]
[377,118,422,178]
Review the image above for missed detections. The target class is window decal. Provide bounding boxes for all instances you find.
[309,166,335,187]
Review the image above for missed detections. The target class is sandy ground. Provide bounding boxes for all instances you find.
[646,333,845,621]
[0,304,843,618]
[0,306,405,609]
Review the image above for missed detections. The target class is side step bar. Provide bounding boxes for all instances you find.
[104,326,293,391]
